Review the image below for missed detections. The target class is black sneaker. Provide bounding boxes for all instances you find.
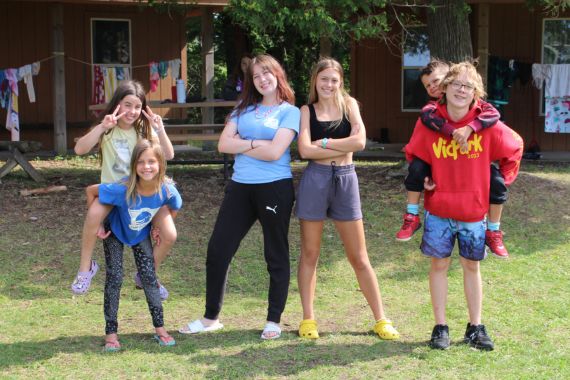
[430,324,450,350]
[464,323,494,351]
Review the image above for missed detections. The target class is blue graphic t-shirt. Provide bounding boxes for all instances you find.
[99,182,182,246]
[229,101,300,184]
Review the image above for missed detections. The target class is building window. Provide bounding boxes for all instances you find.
[540,18,570,114]
[91,19,131,67]
[402,26,430,112]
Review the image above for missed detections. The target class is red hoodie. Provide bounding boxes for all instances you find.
[405,101,523,222]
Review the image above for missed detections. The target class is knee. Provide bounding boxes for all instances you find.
[300,247,320,267]
[430,259,450,273]
[347,253,371,272]
[106,270,123,286]
[405,158,431,192]
[159,226,177,247]
[461,259,480,274]
[138,267,158,288]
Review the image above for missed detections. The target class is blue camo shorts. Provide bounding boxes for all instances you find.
[420,211,487,261]
[295,161,362,221]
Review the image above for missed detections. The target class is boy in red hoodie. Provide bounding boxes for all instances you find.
[397,60,512,260]
[405,61,523,350]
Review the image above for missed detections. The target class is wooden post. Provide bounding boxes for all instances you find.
[201,7,215,150]
[51,3,67,155]
[477,3,490,86]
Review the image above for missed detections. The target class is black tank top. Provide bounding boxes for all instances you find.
[309,104,352,141]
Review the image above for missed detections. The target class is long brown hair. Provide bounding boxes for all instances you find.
[307,57,352,130]
[232,54,295,118]
[97,80,151,164]
[123,139,169,205]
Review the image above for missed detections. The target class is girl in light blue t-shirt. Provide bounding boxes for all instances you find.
[180,54,300,340]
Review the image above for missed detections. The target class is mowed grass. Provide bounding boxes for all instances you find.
[0,158,569,379]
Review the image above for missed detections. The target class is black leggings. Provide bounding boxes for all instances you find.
[204,179,295,323]
[103,232,163,335]
[404,158,508,204]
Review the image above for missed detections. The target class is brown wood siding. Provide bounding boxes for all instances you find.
[489,4,570,151]
[352,30,421,145]
[352,4,570,151]
[0,1,187,150]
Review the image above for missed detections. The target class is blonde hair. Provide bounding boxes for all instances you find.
[440,61,486,106]
[123,139,170,205]
[308,57,352,130]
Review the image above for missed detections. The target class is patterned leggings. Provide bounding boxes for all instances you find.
[103,232,163,335]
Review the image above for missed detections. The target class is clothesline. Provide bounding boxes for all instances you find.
[1,54,179,72]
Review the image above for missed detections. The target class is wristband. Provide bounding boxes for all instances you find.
[322,137,328,149]
[251,139,255,149]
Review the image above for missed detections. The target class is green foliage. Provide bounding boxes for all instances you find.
[526,0,569,16]
[228,0,395,47]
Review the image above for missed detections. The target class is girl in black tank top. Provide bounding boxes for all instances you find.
[296,57,400,342]
[308,103,351,141]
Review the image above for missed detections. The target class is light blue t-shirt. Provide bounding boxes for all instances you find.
[230,101,300,184]
[99,182,182,246]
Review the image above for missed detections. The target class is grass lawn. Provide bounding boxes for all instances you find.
[0,157,569,379]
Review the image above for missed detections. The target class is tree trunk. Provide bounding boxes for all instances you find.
[427,0,473,62]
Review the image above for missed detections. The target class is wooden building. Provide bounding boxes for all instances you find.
[351,1,570,152]
[0,0,228,153]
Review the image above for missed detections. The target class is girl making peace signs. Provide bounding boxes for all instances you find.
[71,80,176,300]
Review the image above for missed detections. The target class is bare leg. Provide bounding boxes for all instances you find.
[460,257,482,325]
[151,206,177,270]
[79,200,112,272]
[407,190,421,205]
[488,204,503,224]
[429,257,451,325]
[298,220,325,320]
[335,219,385,321]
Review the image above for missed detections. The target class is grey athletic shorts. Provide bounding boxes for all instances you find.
[295,161,362,221]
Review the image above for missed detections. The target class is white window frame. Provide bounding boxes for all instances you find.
[401,26,430,112]
[539,17,570,115]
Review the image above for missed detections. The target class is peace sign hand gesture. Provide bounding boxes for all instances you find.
[100,105,125,131]
[142,106,164,134]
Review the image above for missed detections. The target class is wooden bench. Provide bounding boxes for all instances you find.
[164,123,233,178]
[0,141,44,182]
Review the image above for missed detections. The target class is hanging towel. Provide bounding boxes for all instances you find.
[92,65,105,104]
[169,59,181,80]
[103,67,118,101]
[149,61,159,92]
[0,70,9,109]
[115,67,131,81]
[32,61,40,76]
[5,68,20,141]
[18,64,36,103]
[532,64,551,90]
[545,97,570,133]
[158,61,169,79]
[545,64,570,98]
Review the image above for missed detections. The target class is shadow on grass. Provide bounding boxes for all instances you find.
[0,329,425,377]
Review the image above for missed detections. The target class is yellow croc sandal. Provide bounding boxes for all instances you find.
[374,318,400,340]
[299,319,319,339]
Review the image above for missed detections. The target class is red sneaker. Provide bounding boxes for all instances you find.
[395,213,421,241]
[485,230,509,259]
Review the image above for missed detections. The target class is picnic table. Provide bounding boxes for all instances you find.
[88,100,237,179]
[0,141,44,182]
